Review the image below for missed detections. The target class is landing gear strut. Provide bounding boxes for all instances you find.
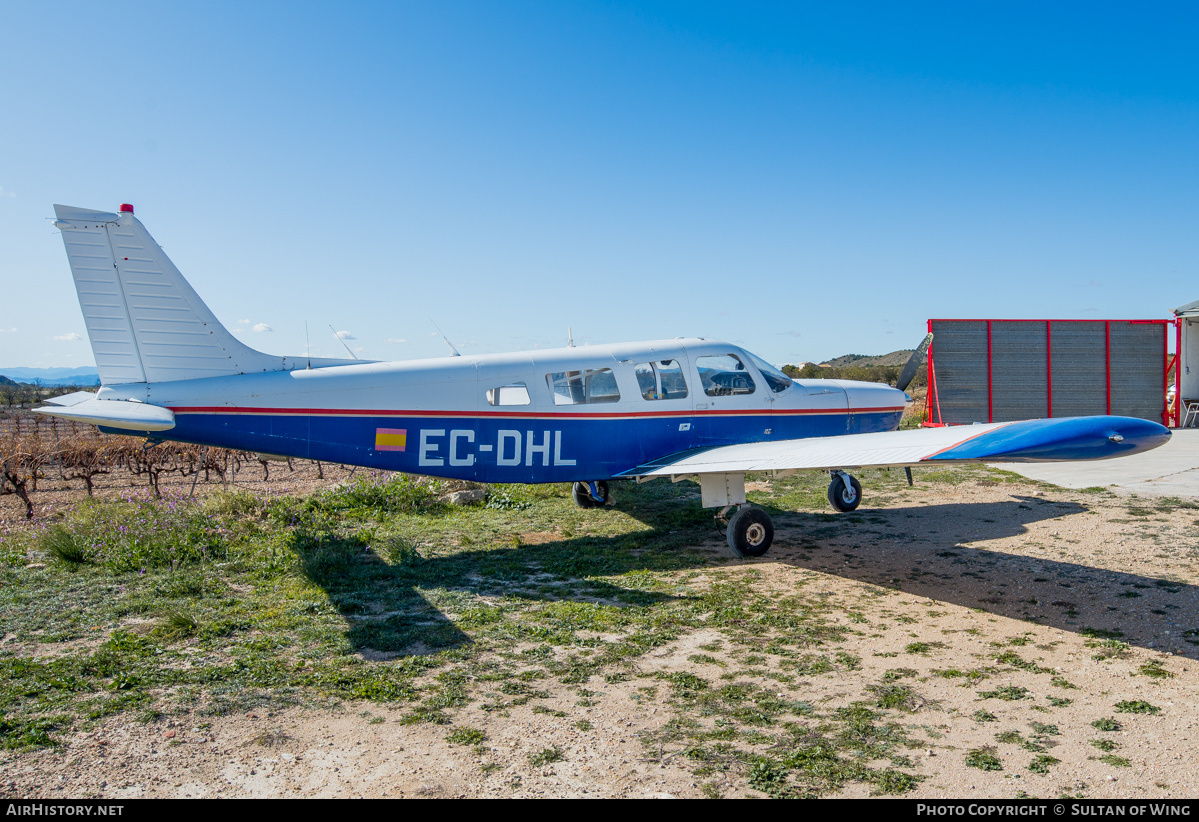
[572,480,610,508]
[827,471,862,512]
[715,504,774,558]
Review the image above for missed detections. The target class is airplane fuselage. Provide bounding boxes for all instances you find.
[95,338,907,483]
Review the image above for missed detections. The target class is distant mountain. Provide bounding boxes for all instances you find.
[822,350,915,368]
[0,375,17,386]
[0,367,100,386]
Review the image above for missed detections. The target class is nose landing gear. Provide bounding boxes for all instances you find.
[827,471,862,512]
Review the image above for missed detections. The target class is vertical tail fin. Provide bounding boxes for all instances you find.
[53,204,354,385]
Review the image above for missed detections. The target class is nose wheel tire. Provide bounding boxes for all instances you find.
[725,506,774,558]
[827,473,862,512]
[572,480,610,509]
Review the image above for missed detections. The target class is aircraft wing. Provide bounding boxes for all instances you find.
[622,416,1171,478]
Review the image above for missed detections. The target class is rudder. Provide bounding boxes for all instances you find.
[53,204,350,385]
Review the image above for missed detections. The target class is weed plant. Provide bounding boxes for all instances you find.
[966,747,1003,771]
[1115,700,1160,715]
[41,525,88,567]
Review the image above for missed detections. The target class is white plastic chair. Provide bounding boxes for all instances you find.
[1183,399,1199,428]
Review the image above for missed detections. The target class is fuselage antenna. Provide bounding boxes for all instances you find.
[330,325,360,360]
[305,322,312,369]
[428,317,461,357]
[568,327,575,348]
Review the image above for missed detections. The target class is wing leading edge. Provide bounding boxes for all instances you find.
[621,416,1171,478]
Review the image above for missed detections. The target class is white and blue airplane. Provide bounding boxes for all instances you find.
[36,204,1171,557]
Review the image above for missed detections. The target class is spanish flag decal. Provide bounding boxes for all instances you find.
[374,428,407,452]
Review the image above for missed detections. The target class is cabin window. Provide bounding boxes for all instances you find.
[696,354,756,396]
[634,360,689,400]
[486,382,531,406]
[744,351,793,393]
[547,368,621,405]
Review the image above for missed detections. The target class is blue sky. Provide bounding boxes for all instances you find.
[2,1,1197,368]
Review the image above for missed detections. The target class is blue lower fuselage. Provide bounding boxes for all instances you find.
[115,407,904,483]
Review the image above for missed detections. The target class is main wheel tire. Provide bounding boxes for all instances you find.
[725,507,774,558]
[827,474,862,512]
[571,480,609,508]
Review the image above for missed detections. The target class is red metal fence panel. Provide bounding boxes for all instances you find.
[926,318,1177,427]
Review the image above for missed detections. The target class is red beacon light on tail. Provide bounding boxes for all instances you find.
[119,204,134,214]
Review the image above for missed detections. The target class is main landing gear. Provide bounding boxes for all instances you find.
[827,470,862,512]
[572,480,610,509]
[714,471,863,559]
[716,504,775,558]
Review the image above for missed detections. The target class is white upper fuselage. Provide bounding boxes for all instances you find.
[95,337,905,420]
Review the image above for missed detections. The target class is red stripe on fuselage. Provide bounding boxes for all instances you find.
[167,406,905,419]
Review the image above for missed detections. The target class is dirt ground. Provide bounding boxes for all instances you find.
[3,465,1199,799]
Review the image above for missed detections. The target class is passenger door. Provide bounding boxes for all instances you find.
[691,352,773,446]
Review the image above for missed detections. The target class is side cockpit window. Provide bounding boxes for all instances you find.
[635,359,688,400]
[696,354,756,396]
[547,368,620,405]
[486,383,531,406]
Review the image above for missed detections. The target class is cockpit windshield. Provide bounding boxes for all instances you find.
[744,350,793,393]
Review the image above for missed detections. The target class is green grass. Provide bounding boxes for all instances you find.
[869,683,919,711]
[156,609,199,640]
[1089,639,1132,662]
[904,641,944,655]
[0,463,1078,796]
[966,747,1003,771]
[1115,700,1161,715]
[1028,755,1060,774]
[528,746,563,766]
[994,651,1051,674]
[41,525,89,567]
[978,685,1031,701]
[446,726,487,746]
[1138,661,1173,679]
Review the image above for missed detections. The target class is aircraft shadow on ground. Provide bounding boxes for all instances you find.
[296,529,688,657]
[756,497,1199,659]
[298,493,1198,661]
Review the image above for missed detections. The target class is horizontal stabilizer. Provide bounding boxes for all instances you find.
[43,391,98,407]
[32,399,176,432]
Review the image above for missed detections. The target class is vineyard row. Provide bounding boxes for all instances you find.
[0,412,333,519]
